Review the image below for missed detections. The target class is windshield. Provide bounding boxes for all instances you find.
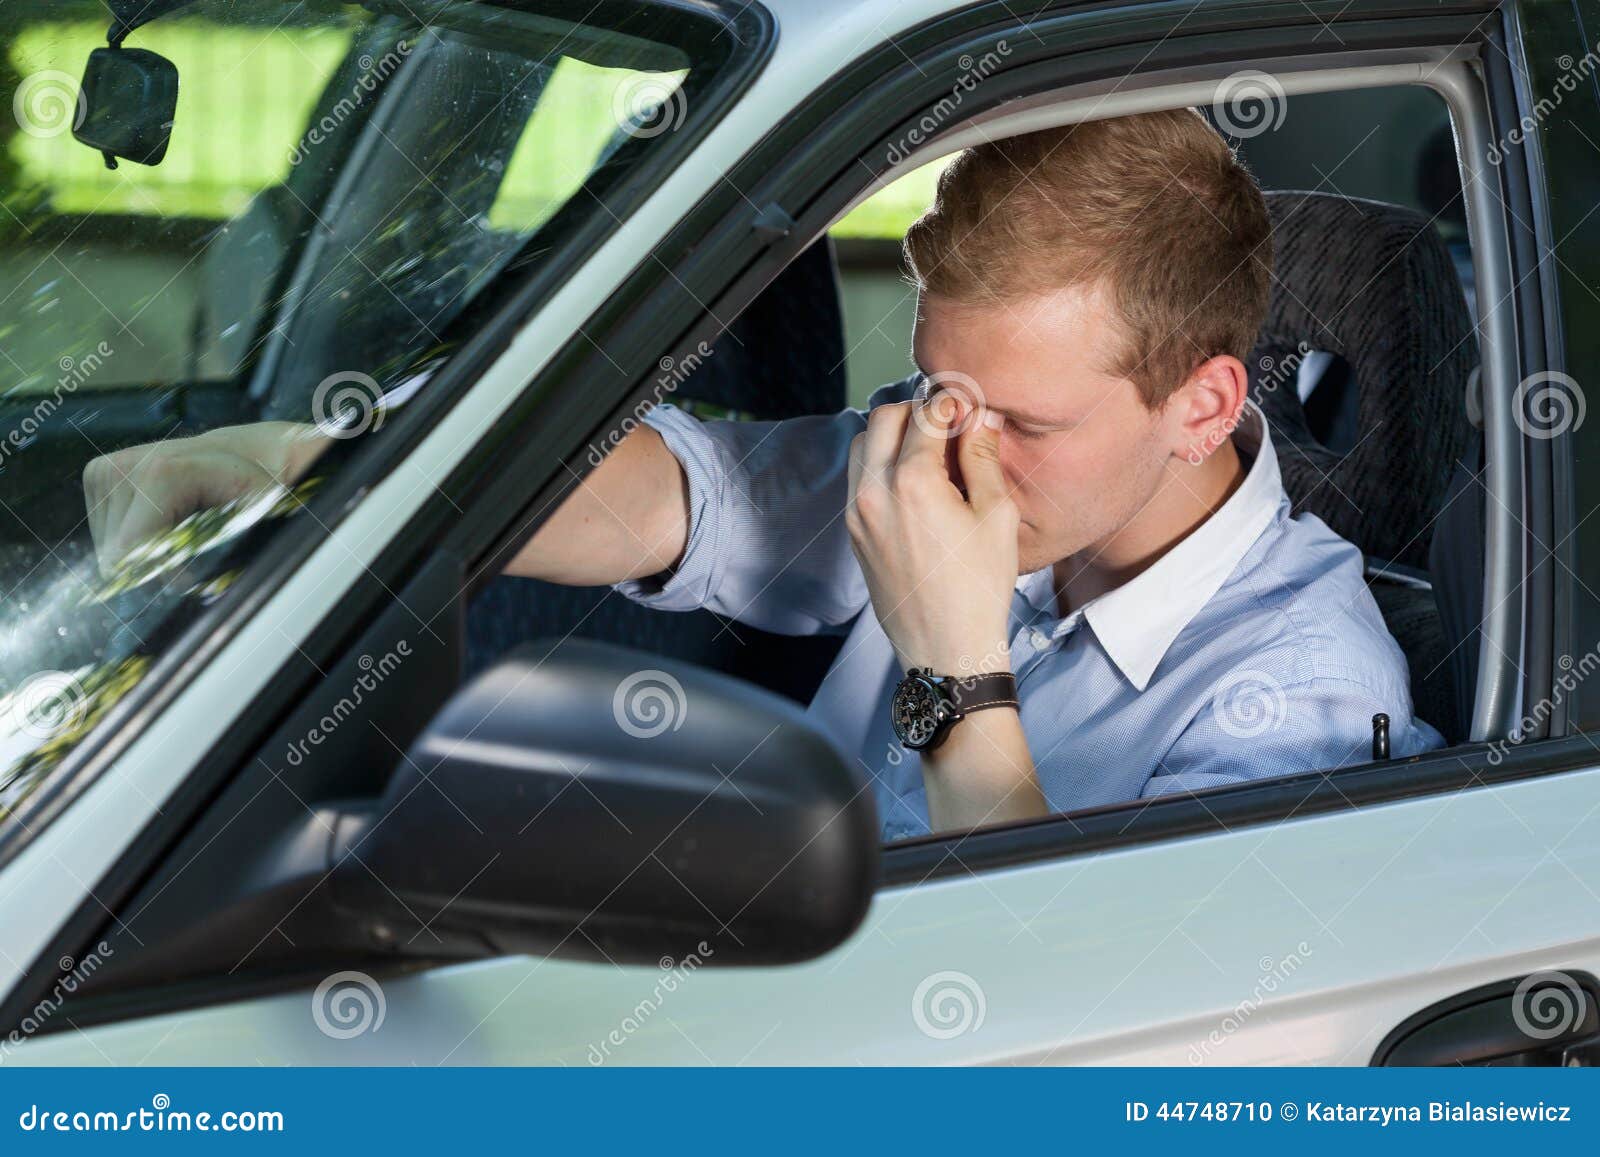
[0,0,739,827]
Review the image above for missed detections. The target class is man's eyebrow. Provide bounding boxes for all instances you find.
[910,363,1072,426]
[1004,406,1076,427]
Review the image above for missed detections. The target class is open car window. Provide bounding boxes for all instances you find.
[0,0,744,830]
[465,79,1481,847]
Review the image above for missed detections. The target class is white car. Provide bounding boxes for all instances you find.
[1,0,1598,1066]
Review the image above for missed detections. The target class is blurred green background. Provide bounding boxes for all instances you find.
[5,12,942,233]
[0,6,935,401]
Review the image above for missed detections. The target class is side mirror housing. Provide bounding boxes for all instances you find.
[333,640,879,965]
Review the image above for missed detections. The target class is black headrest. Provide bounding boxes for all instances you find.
[1248,191,1476,568]
[674,237,847,420]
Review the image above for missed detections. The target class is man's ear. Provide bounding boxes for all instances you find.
[1168,355,1248,465]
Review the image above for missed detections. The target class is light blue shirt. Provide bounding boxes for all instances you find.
[617,377,1444,841]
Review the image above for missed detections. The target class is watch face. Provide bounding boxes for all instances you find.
[891,674,943,750]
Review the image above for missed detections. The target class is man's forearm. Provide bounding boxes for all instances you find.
[505,424,690,586]
[920,707,1048,834]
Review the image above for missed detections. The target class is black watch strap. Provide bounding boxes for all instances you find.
[944,672,1019,714]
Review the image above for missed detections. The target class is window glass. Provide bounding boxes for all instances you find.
[0,0,737,829]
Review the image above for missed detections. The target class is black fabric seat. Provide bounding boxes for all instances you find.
[464,238,850,702]
[1247,191,1477,741]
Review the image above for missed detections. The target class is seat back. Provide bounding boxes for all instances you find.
[465,238,850,701]
[1248,191,1477,740]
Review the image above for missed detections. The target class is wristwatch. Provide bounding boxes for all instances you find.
[890,668,1020,752]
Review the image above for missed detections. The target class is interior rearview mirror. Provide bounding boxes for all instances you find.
[73,47,179,168]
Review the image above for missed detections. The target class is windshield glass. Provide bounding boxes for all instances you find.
[0,0,734,826]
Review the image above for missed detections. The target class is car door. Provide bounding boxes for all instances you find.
[7,0,1600,1067]
[0,0,777,1052]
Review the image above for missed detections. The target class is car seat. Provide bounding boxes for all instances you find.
[464,237,851,702]
[1247,190,1477,741]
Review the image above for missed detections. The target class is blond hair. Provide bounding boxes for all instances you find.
[903,109,1272,407]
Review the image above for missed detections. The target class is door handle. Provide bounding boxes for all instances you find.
[1374,972,1600,1066]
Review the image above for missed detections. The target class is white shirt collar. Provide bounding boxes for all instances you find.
[1018,400,1286,692]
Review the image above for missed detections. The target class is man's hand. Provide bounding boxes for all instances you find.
[83,422,330,574]
[845,390,1018,675]
[847,390,1046,833]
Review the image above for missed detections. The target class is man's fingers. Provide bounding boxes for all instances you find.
[83,442,279,576]
[84,450,144,573]
[957,409,1012,513]
[98,484,175,572]
[896,387,965,472]
[857,401,914,489]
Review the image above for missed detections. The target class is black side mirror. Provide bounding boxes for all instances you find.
[332,640,879,965]
[73,47,179,168]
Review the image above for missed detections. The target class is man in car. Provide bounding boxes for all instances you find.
[83,109,1443,841]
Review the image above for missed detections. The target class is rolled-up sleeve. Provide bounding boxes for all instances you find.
[613,378,918,636]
